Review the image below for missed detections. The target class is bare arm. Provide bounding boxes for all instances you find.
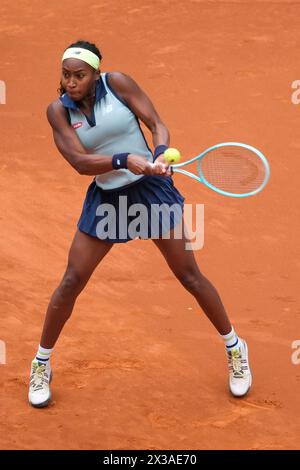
[47,100,163,176]
[46,101,114,175]
[107,72,170,149]
[47,76,170,177]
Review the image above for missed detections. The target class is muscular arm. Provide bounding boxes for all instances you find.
[47,75,170,177]
[107,72,170,149]
[46,101,114,175]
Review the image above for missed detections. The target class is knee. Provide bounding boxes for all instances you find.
[177,270,205,294]
[59,270,86,298]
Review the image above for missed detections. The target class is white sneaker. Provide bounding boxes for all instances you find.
[227,339,252,397]
[28,360,52,408]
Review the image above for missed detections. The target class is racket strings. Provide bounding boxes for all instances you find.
[199,148,267,194]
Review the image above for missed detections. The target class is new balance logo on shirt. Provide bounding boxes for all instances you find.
[102,104,113,115]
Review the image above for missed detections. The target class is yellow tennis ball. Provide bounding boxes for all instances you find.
[164,148,181,164]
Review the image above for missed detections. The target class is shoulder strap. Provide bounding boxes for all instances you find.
[101,72,108,90]
[101,72,128,107]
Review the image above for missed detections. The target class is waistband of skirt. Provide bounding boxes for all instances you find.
[93,175,147,193]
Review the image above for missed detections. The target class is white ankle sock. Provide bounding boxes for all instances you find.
[35,345,53,364]
[221,327,241,351]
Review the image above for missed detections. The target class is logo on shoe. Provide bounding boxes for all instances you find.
[72,122,83,129]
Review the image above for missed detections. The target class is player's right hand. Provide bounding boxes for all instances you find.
[127,154,170,177]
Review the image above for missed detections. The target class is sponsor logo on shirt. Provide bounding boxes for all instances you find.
[102,104,113,115]
[72,122,83,129]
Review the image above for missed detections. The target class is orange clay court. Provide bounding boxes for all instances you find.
[0,0,299,450]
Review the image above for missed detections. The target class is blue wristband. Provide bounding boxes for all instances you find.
[112,153,129,170]
[153,145,168,161]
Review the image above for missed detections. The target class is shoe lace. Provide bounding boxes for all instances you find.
[30,363,49,391]
[228,348,244,378]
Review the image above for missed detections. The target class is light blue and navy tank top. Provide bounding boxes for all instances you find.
[59,73,154,191]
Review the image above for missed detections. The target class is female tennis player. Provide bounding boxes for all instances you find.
[28,40,252,407]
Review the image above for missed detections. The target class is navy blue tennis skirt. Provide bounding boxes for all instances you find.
[77,175,185,243]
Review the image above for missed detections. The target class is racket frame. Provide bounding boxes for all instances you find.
[171,142,270,198]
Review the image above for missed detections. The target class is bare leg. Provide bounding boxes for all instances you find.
[40,230,113,348]
[153,228,231,335]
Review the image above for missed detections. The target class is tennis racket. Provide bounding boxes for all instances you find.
[169,142,270,198]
